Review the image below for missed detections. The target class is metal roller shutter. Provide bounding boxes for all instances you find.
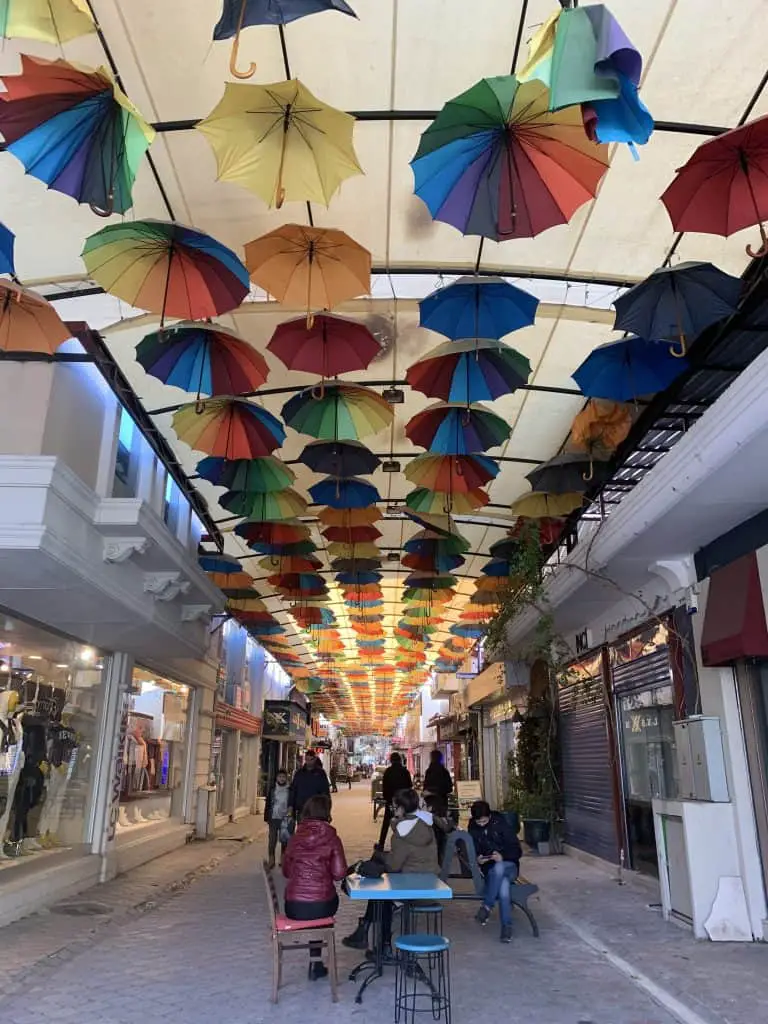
[611,649,672,695]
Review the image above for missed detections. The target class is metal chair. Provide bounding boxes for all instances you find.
[394,933,451,1024]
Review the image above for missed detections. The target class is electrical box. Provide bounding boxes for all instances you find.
[673,716,729,803]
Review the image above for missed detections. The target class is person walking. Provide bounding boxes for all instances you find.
[377,751,412,847]
[468,800,523,944]
[329,765,338,793]
[264,767,291,869]
[290,749,331,821]
[422,749,453,864]
[282,795,348,980]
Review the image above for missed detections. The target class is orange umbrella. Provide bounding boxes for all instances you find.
[570,399,632,475]
[207,570,255,590]
[0,281,71,353]
[318,507,382,527]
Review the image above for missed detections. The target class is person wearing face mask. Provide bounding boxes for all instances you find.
[468,800,523,944]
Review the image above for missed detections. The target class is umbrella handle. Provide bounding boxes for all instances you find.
[89,192,114,218]
[582,457,594,482]
[311,380,326,400]
[195,398,207,415]
[229,0,257,80]
[669,335,687,359]
[746,236,768,260]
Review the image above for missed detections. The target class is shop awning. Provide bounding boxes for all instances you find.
[701,553,768,666]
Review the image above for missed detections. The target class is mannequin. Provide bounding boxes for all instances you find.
[11,713,48,853]
[37,722,78,847]
[0,690,24,858]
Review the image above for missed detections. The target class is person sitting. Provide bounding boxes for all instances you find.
[343,787,437,958]
[282,794,348,981]
[468,800,522,944]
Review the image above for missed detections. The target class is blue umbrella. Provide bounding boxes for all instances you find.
[309,476,381,509]
[335,571,382,585]
[480,558,514,577]
[0,223,15,277]
[613,262,742,358]
[451,623,484,639]
[573,336,688,401]
[419,275,538,340]
[198,552,242,574]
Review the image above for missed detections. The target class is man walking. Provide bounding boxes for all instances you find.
[289,749,331,820]
[378,751,412,847]
[468,800,523,943]
[264,768,291,869]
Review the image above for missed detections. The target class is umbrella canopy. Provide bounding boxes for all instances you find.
[526,453,612,492]
[268,313,380,381]
[327,541,381,560]
[198,552,242,574]
[405,487,489,515]
[136,322,268,398]
[0,281,70,354]
[332,558,381,573]
[256,555,321,573]
[309,476,381,509]
[402,551,465,573]
[570,400,632,456]
[322,525,382,543]
[573,336,688,401]
[282,384,393,440]
[220,488,308,520]
[196,455,295,492]
[406,338,531,402]
[299,439,380,476]
[207,570,255,589]
[234,519,310,545]
[405,453,499,493]
[660,114,768,258]
[246,224,370,322]
[411,76,609,241]
[0,223,15,276]
[83,220,250,322]
[405,401,511,454]
[172,398,285,458]
[0,56,155,215]
[318,506,382,526]
[335,571,381,585]
[404,529,470,556]
[1,0,95,42]
[613,262,742,358]
[511,492,583,518]
[419,275,538,341]
[196,79,361,207]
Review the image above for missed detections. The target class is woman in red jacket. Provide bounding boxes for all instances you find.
[282,794,348,980]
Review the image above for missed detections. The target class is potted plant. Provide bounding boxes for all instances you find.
[504,686,562,850]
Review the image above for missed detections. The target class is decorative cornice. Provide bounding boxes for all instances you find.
[181,604,212,623]
[103,536,151,564]
[143,571,190,602]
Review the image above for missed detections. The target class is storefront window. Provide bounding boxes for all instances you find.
[619,685,679,802]
[117,667,190,833]
[0,613,105,861]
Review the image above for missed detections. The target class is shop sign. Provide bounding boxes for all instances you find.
[214,701,262,736]
[623,708,661,734]
[262,700,307,740]
[107,693,130,843]
[488,698,517,724]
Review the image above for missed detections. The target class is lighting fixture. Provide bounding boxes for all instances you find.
[0,662,8,673]
[386,552,400,563]
[382,460,401,473]
[56,664,68,669]
[382,388,405,404]
[27,655,42,661]
[80,647,96,663]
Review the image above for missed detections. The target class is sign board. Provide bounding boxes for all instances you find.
[262,700,307,741]
[456,780,483,802]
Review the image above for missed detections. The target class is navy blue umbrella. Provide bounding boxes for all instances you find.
[0,223,15,277]
[573,336,688,401]
[309,476,381,509]
[299,440,380,476]
[613,261,741,358]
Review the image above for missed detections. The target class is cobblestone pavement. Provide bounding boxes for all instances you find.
[1,786,766,1024]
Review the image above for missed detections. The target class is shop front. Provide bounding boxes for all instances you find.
[213,701,262,822]
[260,697,310,794]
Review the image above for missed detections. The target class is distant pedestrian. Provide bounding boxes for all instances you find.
[422,749,453,864]
[264,768,291,869]
[330,766,338,793]
[378,751,412,846]
[290,749,331,820]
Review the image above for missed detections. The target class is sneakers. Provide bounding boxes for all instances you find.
[475,906,491,926]
[500,924,513,943]
[342,918,370,950]
[308,961,329,980]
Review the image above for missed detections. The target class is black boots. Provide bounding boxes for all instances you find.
[342,917,369,950]
[308,960,329,980]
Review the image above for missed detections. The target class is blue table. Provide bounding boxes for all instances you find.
[346,873,453,1002]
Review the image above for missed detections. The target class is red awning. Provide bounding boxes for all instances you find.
[701,552,768,666]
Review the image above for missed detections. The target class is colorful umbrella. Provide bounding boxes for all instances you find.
[207,570,255,590]
[309,476,381,509]
[511,492,582,518]
[282,384,393,440]
[335,571,381,586]
[411,76,609,241]
[0,281,70,354]
[257,555,321,573]
[404,529,470,556]
[268,314,380,387]
[0,223,16,277]
[82,220,250,323]
[220,488,307,520]
[300,439,380,477]
[234,519,310,545]
[136,322,268,400]
[196,455,295,492]
[0,56,155,216]
[405,487,489,515]
[405,402,511,454]
[327,542,381,561]
[332,558,381,573]
[406,338,531,402]
[245,224,370,323]
[198,552,243,574]
[660,114,768,258]
[419,275,538,341]
[318,506,382,526]
[323,525,382,542]
[197,79,361,206]
[0,0,95,42]
[405,453,499,493]
[613,262,742,358]
[573,336,688,401]
[172,398,285,458]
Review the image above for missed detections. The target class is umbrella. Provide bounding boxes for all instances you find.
[660,114,768,258]
[82,220,249,323]
[234,519,310,545]
[518,3,653,146]
[419,275,538,341]
[322,525,382,542]
[282,384,393,440]
[406,338,531,402]
[332,558,381,573]
[0,281,70,354]
[402,551,464,574]
[198,552,242,574]
[269,572,327,593]
[207,570,255,589]
[511,492,582,518]
[613,262,742,358]
[1,0,95,42]
[197,80,361,208]
[196,455,295,492]
[570,400,632,457]
[405,402,511,454]
[405,454,499,493]
[411,76,609,241]
[327,542,380,560]
[300,440,380,477]
[172,398,285,458]
[136,322,268,401]
[256,555,321,573]
[404,574,458,590]
[405,487,490,515]
[318,506,382,526]
[335,571,381,585]
[573,336,688,401]
[404,529,470,556]
[245,224,370,324]
[450,623,485,639]
[268,314,380,389]
[0,224,15,277]
[309,476,381,509]
[0,56,155,216]
[213,0,356,79]
[526,453,611,493]
[220,488,308,520]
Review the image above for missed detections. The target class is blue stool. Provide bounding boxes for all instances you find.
[394,934,451,1024]
[399,902,443,937]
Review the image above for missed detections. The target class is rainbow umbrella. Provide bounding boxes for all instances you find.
[0,56,154,215]
[404,529,470,556]
[335,571,381,585]
[327,542,380,561]
[172,398,284,458]
[402,551,464,574]
[419,275,538,340]
[137,322,268,399]
[82,220,249,323]
[0,223,15,277]
[220,488,308,520]
[282,384,393,440]
[405,402,510,454]
[405,453,499,493]
[196,455,295,492]
[405,487,489,514]
[1,0,95,42]
[451,622,485,639]
[407,339,531,402]
[309,476,381,509]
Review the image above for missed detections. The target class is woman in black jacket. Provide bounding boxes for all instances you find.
[422,749,453,861]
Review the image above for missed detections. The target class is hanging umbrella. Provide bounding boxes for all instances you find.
[406,338,531,402]
[411,76,609,242]
[213,0,356,79]
[518,3,653,146]
[197,79,361,206]
[245,224,370,324]
[82,220,249,324]
[405,454,499,493]
[0,56,155,216]
[405,402,510,454]
[660,114,768,258]
[1,0,95,42]
[404,529,470,556]
[256,555,321,573]
[402,551,465,574]
[234,519,310,545]
[198,552,243,574]
[573,336,688,401]
[0,281,70,354]
[405,487,490,515]
[404,574,458,590]
[196,455,295,492]
[451,622,485,640]
[220,488,308,520]
[172,398,285,458]
[207,570,255,590]
[0,224,15,277]
[269,572,327,593]
[268,314,380,390]
[511,492,582,518]
[322,525,382,543]
[569,399,632,479]
[309,476,381,509]
[318,506,382,526]
[137,322,268,402]
[327,541,380,560]
[526,453,611,493]
[299,439,379,476]
[419,275,538,341]
[335,571,381,585]
[332,558,381,573]
[613,262,742,358]
[282,384,393,440]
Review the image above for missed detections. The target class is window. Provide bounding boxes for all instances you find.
[113,406,138,497]
[163,474,180,534]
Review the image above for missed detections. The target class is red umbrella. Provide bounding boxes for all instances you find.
[267,314,381,389]
[321,525,383,543]
[235,520,311,545]
[661,114,768,257]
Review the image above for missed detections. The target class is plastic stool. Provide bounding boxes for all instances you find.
[400,902,443,937]
[394,934,451,1024]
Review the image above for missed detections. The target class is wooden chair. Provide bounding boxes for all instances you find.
[262,861,339,1003]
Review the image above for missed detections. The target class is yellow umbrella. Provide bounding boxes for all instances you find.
[2,0,95,43]
[511,492,582,518]
[245,224,370,325]
[196,80,362,209]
